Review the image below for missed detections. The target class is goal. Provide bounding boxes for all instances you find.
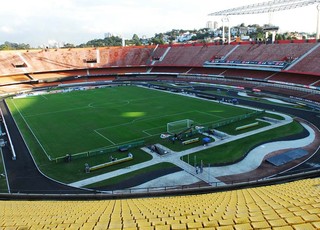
[167,119,194,134]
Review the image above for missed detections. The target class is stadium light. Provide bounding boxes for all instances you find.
[317,4,320,39]
[209,0,320,43]
[208,0,320,16]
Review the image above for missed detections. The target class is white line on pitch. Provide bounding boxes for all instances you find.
[94,130,116,145]
[11,100,51,160]
[142,130,152,136]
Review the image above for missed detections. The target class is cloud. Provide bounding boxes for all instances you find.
[0,26,14,34]
[0,0,318,46]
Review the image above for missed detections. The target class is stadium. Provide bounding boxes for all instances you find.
[1,1,320,230]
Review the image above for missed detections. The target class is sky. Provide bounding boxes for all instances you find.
[0,0,319,47]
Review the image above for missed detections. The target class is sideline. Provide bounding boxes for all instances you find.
[10,100,51,160]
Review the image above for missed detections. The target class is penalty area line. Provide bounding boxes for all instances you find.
[142,130,152,136]
[94,130,116,145]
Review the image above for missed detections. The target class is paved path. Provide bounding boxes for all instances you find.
[69,112,317,188]
[132,122,316,190]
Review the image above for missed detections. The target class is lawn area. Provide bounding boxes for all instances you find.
[6,86,255,160]
[40,148,153,183]
[84,162,178,189]
[182,121,304,166]
[216,117,270,135]
[7,85,292,184]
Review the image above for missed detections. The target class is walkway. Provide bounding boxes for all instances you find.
[69,111,315,188]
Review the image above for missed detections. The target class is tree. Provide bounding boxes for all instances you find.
[132,34,141,46]
[82,36,122,47]
[151,37,165,45]
[63,43,76,48]
[0,41,30,50]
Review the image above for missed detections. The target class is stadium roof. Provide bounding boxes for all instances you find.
[208,0,320,16]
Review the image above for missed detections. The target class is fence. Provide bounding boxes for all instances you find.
[210,110,265,129]
[179,110,265,139]
[53,140,144,163]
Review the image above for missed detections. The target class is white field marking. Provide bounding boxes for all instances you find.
[41,95,48,100]
[94,130,116,145]
[143,125,166,134]
[11,100,51,160]
[92,127,166,150]
[143,130,152,136]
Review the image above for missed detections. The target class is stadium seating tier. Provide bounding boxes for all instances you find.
[1,179,320,229]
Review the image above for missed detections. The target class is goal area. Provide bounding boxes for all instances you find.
[167,119,194,134]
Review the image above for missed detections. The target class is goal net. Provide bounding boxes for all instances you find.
[167,119,194,134]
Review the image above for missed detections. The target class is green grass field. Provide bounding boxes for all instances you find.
[6,86,255,160]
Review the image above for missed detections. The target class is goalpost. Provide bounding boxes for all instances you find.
[167,119,194,134]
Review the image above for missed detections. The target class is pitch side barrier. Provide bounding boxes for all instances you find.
[52,141,144,163]
[202,110,265,131]
[165,111,265,140]
[0,108,16,160]
[1,168,320,200]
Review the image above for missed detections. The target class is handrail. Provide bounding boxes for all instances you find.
[0,108,16,160]
[0,167,319,200]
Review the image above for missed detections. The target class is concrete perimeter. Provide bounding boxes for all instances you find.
[69,112,316,189]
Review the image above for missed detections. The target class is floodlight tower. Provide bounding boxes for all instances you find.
[317,4,320,39]
[221,16,231,44]
[209,0,320,43]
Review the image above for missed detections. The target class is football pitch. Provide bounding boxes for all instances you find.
[6,86,254,159]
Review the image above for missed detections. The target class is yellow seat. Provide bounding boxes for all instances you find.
[170,223,186,230]
[137,220,151,227]
[165,220,180,225]
[234,217,250,224]
[139,227,154,230]
[311,222,320,229]
[43,224,58,229]
[186,222,203,229]
[272,226,294,230]
[55,223,70,229]
[161,217,173,223]
[251,220,270,229]
[249,216,265,222]
[154,225,170,230]
[216,226,234,230]
[202,220,219,228]
[218,219,234,226]
[301,214,320,222]
[285,216,305,225]
[291,223,316,230]
[174,216,187,221]
[307,208,320,215]
[29,224,45,230]
[268,219,288,227]
[65,223,82,229]
[293,210,309,217]
[3,227,18,230]
[123,222,137,228]
[194,217,208,222]
[151,220,163,226]
[233,223,253,230]
[279,212,295,218]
